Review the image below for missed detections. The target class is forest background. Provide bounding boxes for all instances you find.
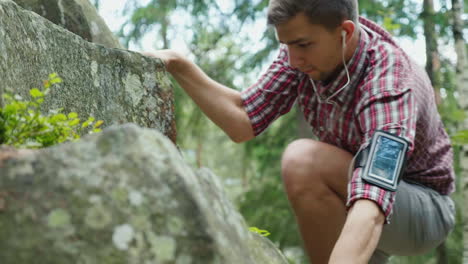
[91,0,468,263]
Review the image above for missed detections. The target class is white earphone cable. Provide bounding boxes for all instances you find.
[310,31,351,106]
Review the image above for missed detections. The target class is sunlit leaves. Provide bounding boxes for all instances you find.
[0,74,103,149]
[249,227,271,237]
[360,0,419,38]
[383,16,402,34]
[29,88,43,98]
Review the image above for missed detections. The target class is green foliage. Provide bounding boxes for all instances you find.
[438,60,468,147]
[359,0,420,38]
[239,109,302,249]
[450,130,468,145]
[0,73,103,149]
[382,15,402,34]
[249,227,271,237]
[240,176,300,247]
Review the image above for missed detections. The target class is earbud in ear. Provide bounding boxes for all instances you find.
[341,30,347,48]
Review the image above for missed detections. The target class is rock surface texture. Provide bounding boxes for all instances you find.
[12,0,122,48]
[0,124,288,264]
[0,0,176,142]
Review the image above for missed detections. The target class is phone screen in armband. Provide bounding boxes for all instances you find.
[361,130,409,192]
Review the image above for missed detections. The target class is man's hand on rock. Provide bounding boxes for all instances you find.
[141,50,182,73]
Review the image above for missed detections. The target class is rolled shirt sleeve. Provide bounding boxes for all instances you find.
[241,45,306,136]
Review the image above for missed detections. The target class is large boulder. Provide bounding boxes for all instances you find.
[12,0,122,49]
[0,0,176,142]
[0,124,288,264]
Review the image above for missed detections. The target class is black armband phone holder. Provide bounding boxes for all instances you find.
[354,130,409,192]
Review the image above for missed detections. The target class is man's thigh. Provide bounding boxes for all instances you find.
[376,180,455,257]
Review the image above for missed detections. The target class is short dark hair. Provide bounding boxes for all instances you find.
[267,0,358,30]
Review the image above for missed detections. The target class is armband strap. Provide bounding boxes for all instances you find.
[354,146,370,169]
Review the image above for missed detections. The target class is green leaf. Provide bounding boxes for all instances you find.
[50,77,62,85]
[29,88,44,98]
[51,113,67,122]
[48,73,58,79]
[82,117,95,128]
[68,112,78,119]
[68,118,80,126]
[44,73,62,87]
[94,120,104,128]
[249,227,271,237]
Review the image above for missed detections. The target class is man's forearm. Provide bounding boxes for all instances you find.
[328,199,385,264]
[146,50,254,142]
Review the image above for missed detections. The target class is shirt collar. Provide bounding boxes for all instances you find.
[314,24,371,105]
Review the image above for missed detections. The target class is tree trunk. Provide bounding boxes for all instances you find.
[451,0,468,263]
[422,2,448,263]
[161,17,170,49]
[422,0,442,104]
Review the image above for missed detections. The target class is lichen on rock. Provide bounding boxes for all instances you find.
[0,124,288,263]
[0,0,177,142]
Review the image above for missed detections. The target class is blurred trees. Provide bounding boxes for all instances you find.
[94,0,468,262]
[450,0,468,263]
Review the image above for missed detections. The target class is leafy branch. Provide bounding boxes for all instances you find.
[0,73,103,149]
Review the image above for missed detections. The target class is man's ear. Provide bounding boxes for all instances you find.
[341,20,356,43]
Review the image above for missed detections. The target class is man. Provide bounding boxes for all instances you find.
[144,0,456,263]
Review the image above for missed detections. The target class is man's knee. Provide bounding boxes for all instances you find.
[281,139,328,197]
[282,139,322,178]
[281,139,351,202]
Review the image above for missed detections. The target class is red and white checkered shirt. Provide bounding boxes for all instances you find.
[241,17,455,223]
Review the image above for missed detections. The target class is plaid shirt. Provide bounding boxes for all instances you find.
[241,17,455,223]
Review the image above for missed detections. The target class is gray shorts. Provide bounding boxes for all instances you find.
[369,180,456,264]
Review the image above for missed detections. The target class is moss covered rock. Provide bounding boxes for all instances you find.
[0,124,288,264]
[0,0,176,142]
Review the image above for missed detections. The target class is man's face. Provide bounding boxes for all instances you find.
[275,13,344,81]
